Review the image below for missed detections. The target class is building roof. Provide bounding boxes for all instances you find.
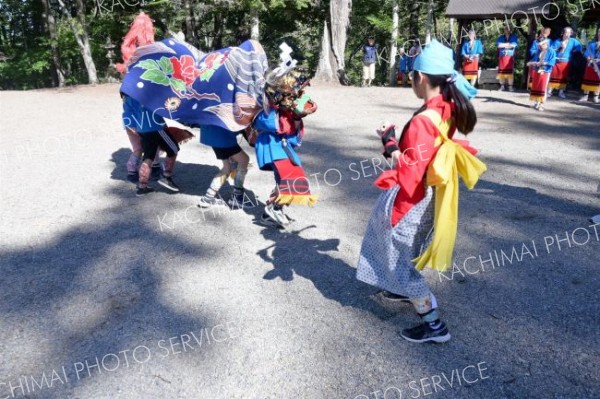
[446,0,550,19]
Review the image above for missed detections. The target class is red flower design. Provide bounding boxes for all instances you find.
[202,52,228,69]
[170,55,200,86]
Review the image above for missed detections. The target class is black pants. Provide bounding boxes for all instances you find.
[140,130,179,161]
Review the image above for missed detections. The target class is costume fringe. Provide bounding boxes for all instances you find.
[582,83,600,92]
[529,94,545,102]
[496,73,513,80]
[274,194,318,207]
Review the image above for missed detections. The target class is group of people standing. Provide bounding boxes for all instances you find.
[460,25,600,111]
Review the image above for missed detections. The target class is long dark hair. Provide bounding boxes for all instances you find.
[414,72,477,135]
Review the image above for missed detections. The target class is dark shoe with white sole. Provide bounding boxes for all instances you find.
[400,322,451,343]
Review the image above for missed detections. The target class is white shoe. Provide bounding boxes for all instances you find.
[558,90,566,99]
[594,96,600,104]
[579,94,589,102]
[533,102,539,109]
[547,90,553,97]
[262,204,289,228]
[537,104,545,111]
[498,85,505,92]
[509,86,515,92]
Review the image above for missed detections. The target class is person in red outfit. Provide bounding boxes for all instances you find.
[356,40,486,344]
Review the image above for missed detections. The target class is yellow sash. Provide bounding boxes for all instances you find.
[412,110,487,272]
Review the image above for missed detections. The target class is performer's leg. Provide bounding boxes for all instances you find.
[137,133,159,195]
[228,150,252,209]
[400,294,451,343]
[593,90,600,103]
[151,151,162,181]
[508,76,514,91]
[579,90,590,101]
[126,128,142,179]
[198,151,231,208]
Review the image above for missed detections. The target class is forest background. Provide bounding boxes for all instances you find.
[1,0,598,90]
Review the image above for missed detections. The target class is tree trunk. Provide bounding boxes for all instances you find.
[41,0,65,87]
[315,0,351,84]
[213,12,224,49]
[315,20,335,81]
[57,0,98,84]
[409,1,420,39]
[389,1,399,85]
[184,0,197,46]
[250,9,259,40]
[425,0,434,43]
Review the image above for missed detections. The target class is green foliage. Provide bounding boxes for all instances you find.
[2,0,593,90]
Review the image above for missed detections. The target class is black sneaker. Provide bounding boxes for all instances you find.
[150,165,162,181]
[158,176,180,192]
[380,291,411,303]
[400,322,451,343]
[136,186,155,196]
[228,192,256,210]
[197,195,226,208]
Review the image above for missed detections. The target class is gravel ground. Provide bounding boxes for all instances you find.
[0,83,599,399]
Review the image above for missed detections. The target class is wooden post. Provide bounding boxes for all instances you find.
[523,15,537,89]
[455,19,464,70]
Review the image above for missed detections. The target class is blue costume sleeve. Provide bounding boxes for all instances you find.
[253,110,279,133]
[461,42,468,57]
[476,40,484,56]
[584,43,593,58]
[511,34,518,48]
[546,48,557,70]
[573,38,583,53]
[529,41,539,58]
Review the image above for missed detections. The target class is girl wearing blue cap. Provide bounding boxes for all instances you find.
[527,38,557,111]
[356,40,487,344]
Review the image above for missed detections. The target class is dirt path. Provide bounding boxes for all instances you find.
[0,83,598,399]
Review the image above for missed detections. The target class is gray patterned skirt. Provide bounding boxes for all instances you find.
[356,185,434,298]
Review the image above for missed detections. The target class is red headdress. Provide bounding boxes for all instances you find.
[116,12,155,75]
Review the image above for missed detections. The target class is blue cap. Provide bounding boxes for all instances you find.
[413,39,454,75]
[413,39,477,100]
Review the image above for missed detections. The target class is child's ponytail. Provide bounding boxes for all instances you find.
[424,73,478,135]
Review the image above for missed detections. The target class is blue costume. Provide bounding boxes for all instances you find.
[549,37,582,91]
[551,37,583,62]
[581,40,600,95]
[122,95,165,133]
[496,34,518,57]
[461,39,484,59]
[254,110,302,171]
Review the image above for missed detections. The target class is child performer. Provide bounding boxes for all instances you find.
[118,13,162,182]
[461,30,484,86]
[579,27,600,104]
[254,63,318,228]
[356,40,487,344]
[197,125,252,209]
[122,95,181,195]
[496,26,519,92]
[527,38,557,111]
[397,48,409,87]
[122,96,164,183]
[548,27,582,99]
[528,28,551,90]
